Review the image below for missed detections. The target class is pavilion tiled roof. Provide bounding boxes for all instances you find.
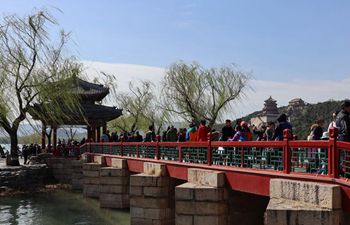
[72,77,110,102]
[30,77,122,126]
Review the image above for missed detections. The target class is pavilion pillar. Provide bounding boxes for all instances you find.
[96,126,101,142]
[53,126,58,152]
[91,125,96,142]
[102,123,107,134]
[87,126,92,141]
[41,124,46,150]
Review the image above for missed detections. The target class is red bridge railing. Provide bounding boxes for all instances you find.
[79,127,350,182]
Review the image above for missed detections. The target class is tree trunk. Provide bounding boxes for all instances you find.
[7,132,20,166]
[47,135,52,152]
[46,129,52,152]
[208,120,215,130]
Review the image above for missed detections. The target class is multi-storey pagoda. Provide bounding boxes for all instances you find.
[31,77,122,151]
[250,96,280,128]
[262,96,279,116]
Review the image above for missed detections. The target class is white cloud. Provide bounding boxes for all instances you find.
[81,61,350,118]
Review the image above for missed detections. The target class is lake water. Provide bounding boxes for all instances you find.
[0,190,130,225]
[0,144,23,154]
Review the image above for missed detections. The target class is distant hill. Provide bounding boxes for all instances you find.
[242,99,343,140]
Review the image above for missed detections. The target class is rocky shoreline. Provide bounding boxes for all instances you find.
[0,155,86,197]
[0,163,54,196]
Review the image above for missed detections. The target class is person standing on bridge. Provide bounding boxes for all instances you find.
[221,119,235,141]
[265,122,275,141]
[308,119,324,140]
[186,123,197,142]
[101,131,109,142]
[197,120,210,141]
[144,125,156,142]
[328,111,339,132]
[166,126,178,142]
[336,100,350,142]
[273,114,292,141]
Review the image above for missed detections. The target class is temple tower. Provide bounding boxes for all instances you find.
[250,96,280,128]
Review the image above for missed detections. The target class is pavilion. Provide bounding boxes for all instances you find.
[30,77,122,151]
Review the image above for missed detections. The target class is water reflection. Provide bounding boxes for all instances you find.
[0,190,130,225]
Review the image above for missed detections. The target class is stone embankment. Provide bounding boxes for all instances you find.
[0,163,51,195]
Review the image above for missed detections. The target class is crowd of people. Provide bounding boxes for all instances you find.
[96,100,350,144]
[22,144,42,164]
[8,100,349,159]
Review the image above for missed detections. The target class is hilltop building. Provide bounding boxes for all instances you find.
[287,98,306,115]
[250,96,280,128]
[288,98,305,108]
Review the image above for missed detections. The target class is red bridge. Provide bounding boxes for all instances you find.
[77,128,350,224]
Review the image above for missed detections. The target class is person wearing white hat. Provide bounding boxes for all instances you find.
[321,132,329,140]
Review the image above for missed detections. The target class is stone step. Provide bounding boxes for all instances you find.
[100,167,129,177]
[83,163,101,171]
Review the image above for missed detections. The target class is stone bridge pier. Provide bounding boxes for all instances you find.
[82,155,130,208]
[127,165,273,225]
[175,169,229,225]
[99,158,130,208]
[265,179,345,225]
[129,162,178,225]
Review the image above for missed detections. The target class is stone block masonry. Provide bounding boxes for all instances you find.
[71,160,83,190]
[47,156,89,191]
[47,158,73,184]
[130,162,176,225]
[83,162,102,198]
[99,158,130,209]
[265,179,344,225]
[175,169,229,225]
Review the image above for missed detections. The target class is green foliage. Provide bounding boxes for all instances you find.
[108,115,149,133]
[109,80,169,134]
[285,100,341,140]
[0,9,81,160]
[161,61,250,128]
[243,100,342,140]
[18,133,41,144]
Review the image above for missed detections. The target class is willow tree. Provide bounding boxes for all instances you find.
[161,62,250,128]
[111,80,154,133]
[109,80,169,134]
[0,10,81,165]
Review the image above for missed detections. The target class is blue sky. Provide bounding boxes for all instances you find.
[1,0,350,82]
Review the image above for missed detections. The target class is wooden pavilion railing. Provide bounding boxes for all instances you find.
[79,127,350,181]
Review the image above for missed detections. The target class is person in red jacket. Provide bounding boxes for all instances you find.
[197,120,210,141]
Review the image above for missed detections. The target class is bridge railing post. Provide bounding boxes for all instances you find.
[178,145,182,162]
[207,132,213,166]
[283,129,291,174]
[241,146,244,168]
[156,135,161,160]
[328,127,339,178]
[120,139,124,156]
[137,144,140,158]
